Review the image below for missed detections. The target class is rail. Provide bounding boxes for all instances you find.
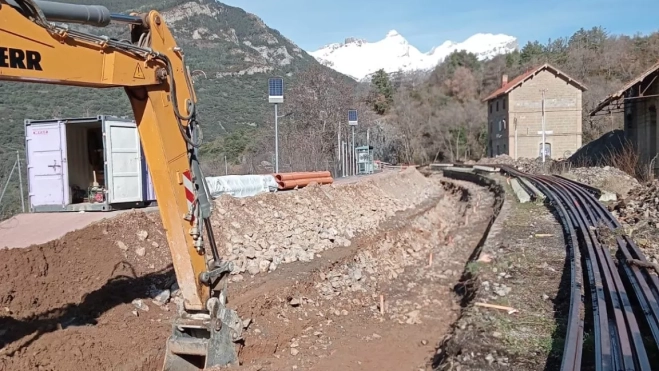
[499,165,657,370]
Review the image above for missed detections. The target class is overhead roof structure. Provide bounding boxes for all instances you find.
[590,60,659,117]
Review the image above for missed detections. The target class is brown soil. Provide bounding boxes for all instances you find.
[0,175,497,371]
[0,211,175,371]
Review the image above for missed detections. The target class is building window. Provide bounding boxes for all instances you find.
[504,144,507,153]
[498,121,502,132]
[503,97,506,109]
[502,119,507,130]
[489,103,492,113]
[496,101,499,111]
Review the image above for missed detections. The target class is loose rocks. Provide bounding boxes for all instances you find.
[210,169,443,277]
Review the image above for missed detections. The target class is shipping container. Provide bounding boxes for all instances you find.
[24,115,157,212]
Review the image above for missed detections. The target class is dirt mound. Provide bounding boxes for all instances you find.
[0,211,175,371]
[567,129,626,166]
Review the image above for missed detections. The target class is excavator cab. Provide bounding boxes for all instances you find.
[1,0,242,369]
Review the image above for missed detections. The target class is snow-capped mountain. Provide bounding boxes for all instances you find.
[309,30,518,81]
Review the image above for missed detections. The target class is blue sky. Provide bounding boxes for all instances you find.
[221,0,658,52]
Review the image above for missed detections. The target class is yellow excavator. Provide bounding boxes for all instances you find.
[1,0,242,369]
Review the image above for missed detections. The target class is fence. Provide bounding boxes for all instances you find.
[0,151,27,221]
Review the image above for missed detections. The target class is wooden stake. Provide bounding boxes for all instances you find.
[475,302,518,314]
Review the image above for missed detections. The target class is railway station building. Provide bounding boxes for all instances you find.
[483,63,587,160]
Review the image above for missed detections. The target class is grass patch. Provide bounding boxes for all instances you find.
[491,313,558,356]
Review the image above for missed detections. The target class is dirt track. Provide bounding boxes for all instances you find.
[0,170,497,370]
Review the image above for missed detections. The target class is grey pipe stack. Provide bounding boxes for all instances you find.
[6,0,142,27]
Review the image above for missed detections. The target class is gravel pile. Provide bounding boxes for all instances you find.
[611,181,659,261]
[209,168,442,278]
[565,166,640,196]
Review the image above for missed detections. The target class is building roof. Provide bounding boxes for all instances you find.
[482,63,587,103]
[590,60,659,116]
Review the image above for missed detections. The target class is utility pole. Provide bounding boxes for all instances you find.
[16,151,24,212]
[540,89,548,163]
[366,127,370,174]
[274,103,279,172]
[268,77,284,173]
[348,109,358,176]
[337,122,341,177]
[342,141,346,177]
[351,126,355,176]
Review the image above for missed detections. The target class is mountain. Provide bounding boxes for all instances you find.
[309,30,519,80]
[0,0,352,152]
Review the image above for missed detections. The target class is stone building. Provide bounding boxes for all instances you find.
[590,61,659,171]
[483,63,587,159]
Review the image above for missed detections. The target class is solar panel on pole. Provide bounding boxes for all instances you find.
[348,109,358,126]
[268,77,284,104]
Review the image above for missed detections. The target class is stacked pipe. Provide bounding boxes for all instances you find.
[274,171,333,190]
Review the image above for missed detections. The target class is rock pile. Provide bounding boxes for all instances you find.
[611,180,659,261]
[310,194,466,324]
[209,169,442,278]
[565,166,639,197]
[612,181,659,224]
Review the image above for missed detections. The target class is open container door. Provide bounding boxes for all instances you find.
[24,120,69,211]
[102,117,144,204]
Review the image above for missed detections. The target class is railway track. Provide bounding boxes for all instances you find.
[499,165,659,371]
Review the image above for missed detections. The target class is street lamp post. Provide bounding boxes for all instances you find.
[268,77,284,173]
[348,109,358,176]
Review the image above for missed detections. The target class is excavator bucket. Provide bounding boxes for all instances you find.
[162,299,243,370]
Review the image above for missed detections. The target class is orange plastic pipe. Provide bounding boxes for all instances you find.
[279,178,333,190]
[275,171,331,182]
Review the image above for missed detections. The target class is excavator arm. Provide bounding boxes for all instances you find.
[1,1,241,369]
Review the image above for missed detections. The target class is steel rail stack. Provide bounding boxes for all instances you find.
[499,165,658,371]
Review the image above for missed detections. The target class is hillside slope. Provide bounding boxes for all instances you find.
[0,0,349,152]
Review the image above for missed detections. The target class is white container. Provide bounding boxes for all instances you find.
[24,115,156,212]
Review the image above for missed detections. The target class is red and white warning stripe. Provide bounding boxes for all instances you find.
[182,170,195,213]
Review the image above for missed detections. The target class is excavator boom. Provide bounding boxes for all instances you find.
[0,1,241,369]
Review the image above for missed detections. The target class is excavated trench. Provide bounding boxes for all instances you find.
[0,169,500,371]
